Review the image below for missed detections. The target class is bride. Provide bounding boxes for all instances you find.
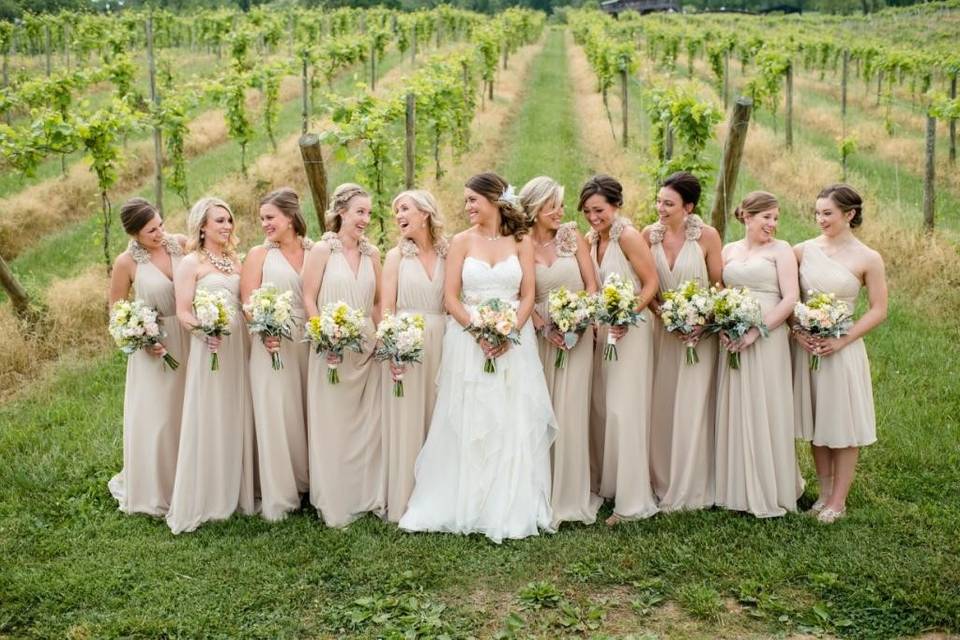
[399,172,558,543]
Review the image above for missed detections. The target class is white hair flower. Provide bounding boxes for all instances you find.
[500,185,520,208]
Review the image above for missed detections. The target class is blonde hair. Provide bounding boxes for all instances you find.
[325,183,370,232]
[187,196,239,256]
[734,191,779,223]
[519,176,564,224]
[392,189,445,245]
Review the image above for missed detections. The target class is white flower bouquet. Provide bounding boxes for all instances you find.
[660,279,714,365]
[467,298,521,374]
[244,284,295,371]
[304,301,366,384]
[596,273,644,362]
[192,289,234,371]
[547,286,598,369]
[375,312,426,397]
[108,299,180,370]
[794,290,853,370]
[709,286,768,370]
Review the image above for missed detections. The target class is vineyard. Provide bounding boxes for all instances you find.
[0,3,958,638]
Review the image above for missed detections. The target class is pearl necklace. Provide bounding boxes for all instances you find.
[203,248,235,274]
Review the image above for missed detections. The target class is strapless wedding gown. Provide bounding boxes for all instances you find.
[399,255,558,543]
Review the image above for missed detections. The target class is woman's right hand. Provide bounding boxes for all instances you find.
[326,351,343,366]
[792,327,819,355]
[206,336,222,352]
[262,335,281,354]
[609,324,628,340]
[389,361,406,381]
[148,343,167,358]
[480,338,509,359]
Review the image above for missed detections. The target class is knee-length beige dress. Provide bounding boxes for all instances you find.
[648,215,717,511]
[307,233,383,527]
[250,242,311,521]
[166,271,258,534]
[793,242,876,448]
[535,222,601,527]
[109,237,190,517]
[715,256,802,518]
[588,217,658,520]
[382,239,446,523]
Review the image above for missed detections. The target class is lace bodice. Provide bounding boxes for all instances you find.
[461,255,522,306]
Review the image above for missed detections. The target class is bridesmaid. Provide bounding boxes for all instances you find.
[792,184,887,524]
[642,172,723,511]
[581,175,660,525]
[379,190,447,523]
[240,187,312,521]
[167,197,257,534]
[522,176,601,528]
[107,198,189,517]
[715,191,802,518]
[302,183,384,527]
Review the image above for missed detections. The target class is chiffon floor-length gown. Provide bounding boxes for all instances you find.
[534,223,601,528]
[382,240,446,523]
[793,242,877,448]
[399,253,558,543]
[648,215,718,511]
[588,217,659,520]
[250,243,310,521]
[108,237,190,517]
[166,271,258,534]
[715,255,803,518]
[307,234,383,527]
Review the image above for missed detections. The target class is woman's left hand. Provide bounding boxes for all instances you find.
[726,327,760,352]
[547,329,568,350]
[813,335,848,358]
[262,335,281,354]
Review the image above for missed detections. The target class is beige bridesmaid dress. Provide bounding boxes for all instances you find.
[715,255,802,518]
[648,215,718,511]
[109,237,190,517]
[588,217,658,520]
[793,242,876,448]
[382,239,446,523]
[535,223,601,527]
[307,233,383,527]
[250,242,311,521]
[167,271,258,534]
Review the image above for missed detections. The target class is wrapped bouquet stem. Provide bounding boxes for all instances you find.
[304,301,366,384]
[108,299,180,370]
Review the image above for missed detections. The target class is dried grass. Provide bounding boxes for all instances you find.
[566,33,650,222]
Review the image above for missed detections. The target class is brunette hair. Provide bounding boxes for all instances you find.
[661,171,702,210]
[465,172,528,241]
[120,198,160,236]
[817,183,864,228]
[260,187,308,237]
[325,183,370,232]
[734,191,779,224]
[577,174,623,211]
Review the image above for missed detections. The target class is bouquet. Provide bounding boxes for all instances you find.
[467,298,521,374]
[244,284,295,371]
[659,279,714,365]
[108,299,180,370]
[374,312,426,397]
[192,289,234,371]
[794,290,853,370]
[596,273,644,361]
[304,301,366,384]
[546,287,598,369]
[709,286,768,370]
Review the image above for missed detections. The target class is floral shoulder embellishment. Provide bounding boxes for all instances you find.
[609,217,631,242]
[163,234,184,257]
[555,222,579,258]
[399,238,419,258]
[128,239,149,264]
[358,236,376,257]
[320,231,343,253]
[586,228,599,246]
[434,236,449,258]
[685,214,704,241]
[264,236,315,251]
[648,221,666,245]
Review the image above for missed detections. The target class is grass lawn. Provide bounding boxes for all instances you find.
[1,29,958,639]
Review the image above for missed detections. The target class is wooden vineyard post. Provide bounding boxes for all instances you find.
[146,15,163,215]
[711,96,753,240]
[411,28,417,65]
[0,252,31,320]
[785,62,794,150]
[841,49,849,121]
[924,114,936,233]
[502,43,508,71]
[405,93,415,189]
[301,54,309,134]
[664,125,674,162]
[950,73,957,164]
[620,68,629,148]
[722,51,730,109]
[299,134,329,233]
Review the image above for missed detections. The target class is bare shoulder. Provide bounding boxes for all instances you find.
[113,251,135,272]
[172,234,189,249]
[245,244,268,260]
[619,224,642,242]
[773,239,796,260]
[449,230,473,253]
[384,246,401,263]
[699,224,722,244]
[858,241,884,268]
[311,239,333,256]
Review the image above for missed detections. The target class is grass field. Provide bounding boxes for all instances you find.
[1,27,959,640]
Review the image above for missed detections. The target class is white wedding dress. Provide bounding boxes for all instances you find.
[399,255,558,543]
